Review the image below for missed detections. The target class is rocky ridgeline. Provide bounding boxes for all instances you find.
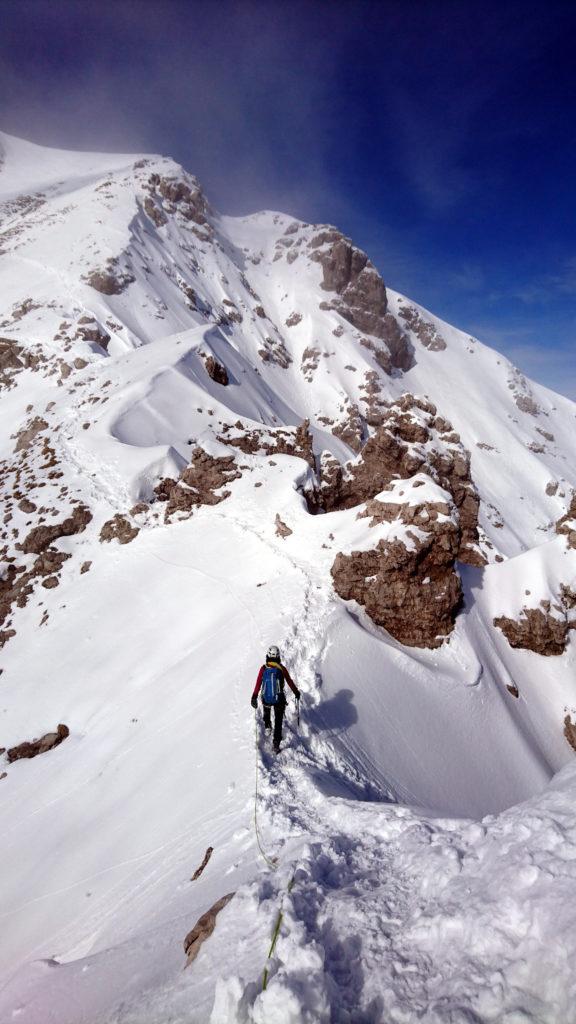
[154,447,242,522]
[494,495,576,656]
[318,394,483,563]
[217,419,315,467]
[307,227,415,374]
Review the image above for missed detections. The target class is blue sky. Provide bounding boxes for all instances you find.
[1,0,574,398]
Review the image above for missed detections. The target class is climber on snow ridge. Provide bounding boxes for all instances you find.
[251,645,300,752]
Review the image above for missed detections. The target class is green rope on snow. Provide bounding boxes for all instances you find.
[254,711,279,871]
[262,874,295,991]
[253,711,298,992]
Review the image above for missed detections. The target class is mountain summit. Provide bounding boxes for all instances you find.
[0,133,575,1022]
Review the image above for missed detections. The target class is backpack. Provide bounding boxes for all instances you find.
[261,664,283,705]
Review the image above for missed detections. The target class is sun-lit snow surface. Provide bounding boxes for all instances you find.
[0,132,575,1022]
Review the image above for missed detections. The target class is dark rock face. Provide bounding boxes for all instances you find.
[320,394,483,566]
[308,229,414,373]
[100,514,139,545]
[204,355,229,386]
[494,604,574,656]
[183,892,234,967]
[332,493,463,648]
[6,724,69,763]
[156,447,242,522]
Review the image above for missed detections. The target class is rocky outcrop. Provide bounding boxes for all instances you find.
[191,846,213,881]
[275,514,293,538]
[0,337,30,388]
[308,228,414,373]
[73,316,110,350]
[0,502,92,646]
[564,715,576,753]
[326,394,484,647]
[398,305,447,351]
[84,258,135,295]
[332,402,364,453]
[13,416,48,453]
[6,724,69,763]
[155,447,241,521]
[218,419,314,469]
[493,499,576,656]
[258,333,292,368]
[100,514,139,545]
[184,892,234,967]
[332,487,462,648]
[301,345,320,381]
[154,173,211,229]
[494,591,576,656]
[204,355,229,386]
[319,394,482,566]
[21,505,92,554]
[556,494,576,549]
[1,550,70,643]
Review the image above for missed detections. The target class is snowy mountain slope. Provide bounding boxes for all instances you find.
[0,132,575,1022]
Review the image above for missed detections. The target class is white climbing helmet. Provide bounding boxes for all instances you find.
[267,644,280,661]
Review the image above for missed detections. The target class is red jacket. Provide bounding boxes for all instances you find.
[252,661,299,701]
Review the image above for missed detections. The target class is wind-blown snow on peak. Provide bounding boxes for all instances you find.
[0,133,575,1022]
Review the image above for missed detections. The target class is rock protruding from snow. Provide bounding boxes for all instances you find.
[156,447,241,521]
[398,304,447,351]
[320,393,483,566]
[100,514,139,546]
[556,493,576,549]
[203,355,229,386]
[183,892,234,967]
[218,419,315,468]
[21,505,92,554]
[494,596,576,657]
[331,478,463,648]
[6,723,69,763]
[308,227,414,372]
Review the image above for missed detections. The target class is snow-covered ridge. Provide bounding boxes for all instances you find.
[0,133,575,1022]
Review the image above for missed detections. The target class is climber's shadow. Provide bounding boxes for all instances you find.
[308,688,358,735]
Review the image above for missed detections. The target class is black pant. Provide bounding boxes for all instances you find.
[262,700,285,745]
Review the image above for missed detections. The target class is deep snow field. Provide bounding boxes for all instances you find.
[0,131,575,1023]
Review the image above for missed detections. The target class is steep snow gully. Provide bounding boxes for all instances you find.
[1,132,576,1022]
